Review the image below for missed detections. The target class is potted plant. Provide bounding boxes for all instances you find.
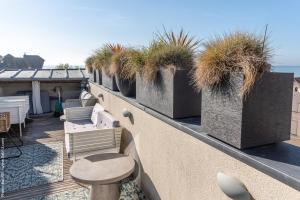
[85,54,102,84]
[110,48,145,97]
[94,44,124,91]
[193,31,293,149]
[85,55,96,82]
[136,29,202,118]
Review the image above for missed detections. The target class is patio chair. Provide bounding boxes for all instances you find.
[0,112,23,160]
[60,90,97,121]
[64,103,122,160]
[64,90,97,109]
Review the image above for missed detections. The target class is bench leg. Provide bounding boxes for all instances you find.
[89,183,120,200]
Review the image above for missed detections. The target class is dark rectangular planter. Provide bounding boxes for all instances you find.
[136,68,202,119]
[202,72,293,149]
[101,69,119,91]
[95,69,102,85]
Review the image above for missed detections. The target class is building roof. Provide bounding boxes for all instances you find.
[0,54,45,70]
[0,69,89,81]
[23,54,44,68]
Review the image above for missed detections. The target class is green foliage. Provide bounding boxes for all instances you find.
[143,29,198,81]
[85,55,96,73]
[111,48,145,80]
[56,63,71,70]
[93,46,113,70]
[156,27,200,52]
[93,43,124,75]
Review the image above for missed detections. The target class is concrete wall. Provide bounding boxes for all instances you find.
[291,80,300,137]
[90,82,300,200]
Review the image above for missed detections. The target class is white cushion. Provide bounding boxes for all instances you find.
[64,120,97,134]
[79,90,88,100]
[97,111,119,128]
[81,93,97,107]
[91,103,105,125]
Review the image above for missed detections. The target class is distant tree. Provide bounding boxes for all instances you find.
[56,63,70,69]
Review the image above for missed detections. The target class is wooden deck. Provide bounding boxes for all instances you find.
[1,116,87,200]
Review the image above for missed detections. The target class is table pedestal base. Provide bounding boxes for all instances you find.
[89,183,120,200]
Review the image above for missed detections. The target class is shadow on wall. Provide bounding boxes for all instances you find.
[120,128,161,200]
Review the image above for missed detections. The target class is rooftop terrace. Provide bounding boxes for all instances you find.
[1,78,300,199]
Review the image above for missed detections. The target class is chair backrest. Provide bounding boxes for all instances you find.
[0,112,10,133]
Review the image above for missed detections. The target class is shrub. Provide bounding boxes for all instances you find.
[56,63,71,69]
[85,55,96,73]
[143,29,199,82]
[111,48,145,80]
[193,31,272,97]
[93,43,124,75]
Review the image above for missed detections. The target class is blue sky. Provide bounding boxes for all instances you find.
[0,0,299,66]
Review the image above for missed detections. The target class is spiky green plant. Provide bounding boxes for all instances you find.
[106,43,124,54]
[143,29,199,81]
[111,48,145,80]
[156,28,200,52]
[93,43,124,75]
[193,31,272,97]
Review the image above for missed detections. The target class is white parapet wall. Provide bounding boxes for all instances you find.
[90,82,300,200]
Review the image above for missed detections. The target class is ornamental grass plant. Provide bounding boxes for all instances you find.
[85,55,96,73]
[93,43,124,75]
[143,29,199,82]
[193,31,272,97]
[110,48,145,81]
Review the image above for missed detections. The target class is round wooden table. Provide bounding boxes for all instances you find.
[70,153,135,200]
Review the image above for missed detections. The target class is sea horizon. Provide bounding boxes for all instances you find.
[272,65,300,77]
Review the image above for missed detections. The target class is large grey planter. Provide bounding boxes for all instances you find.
[136,68,202,119]
[95,69,102,85]
[101,69,119,91]
[202,72,293,149]
[115,74,136,97]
